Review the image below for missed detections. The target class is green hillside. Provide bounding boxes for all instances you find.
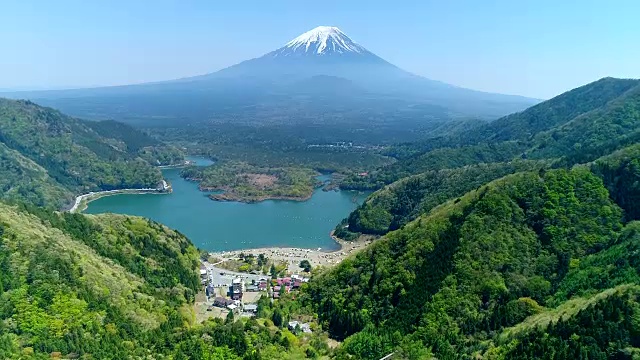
[582,144,640,223]
[0,98,183,208]
[529,83,640,160]
[471,77,640,143]
[341,160,547,236]
[342,77,640,191]
[0,204,200,358]
[2,78,640,359]
[486,284,640,360]
[84,119,185,166]
[306,164,640,359]
[344,143,640,239]
[0,142,72,207]
[0,204,340,359]
[338,78,640,237]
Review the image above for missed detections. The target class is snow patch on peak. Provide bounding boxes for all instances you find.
[283,26,366,55]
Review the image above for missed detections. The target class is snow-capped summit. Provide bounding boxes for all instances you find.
[271,26,369,57]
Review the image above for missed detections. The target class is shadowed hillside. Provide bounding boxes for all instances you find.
[0,98,183,208]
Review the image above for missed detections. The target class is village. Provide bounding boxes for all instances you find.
[196,260,313,333]
[194,238,373,330]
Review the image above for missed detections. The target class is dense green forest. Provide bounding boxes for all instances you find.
[0,141,73,208]
[340,142,529,190]
[306,160,640,359]
[0,98,184,208]
[342,160,548,235]
[84,119,185,166]
[342,140,640,239]
[149,123,396,174]
[0,203,339,359]
[0,203,200,358]
[463,77,640,143]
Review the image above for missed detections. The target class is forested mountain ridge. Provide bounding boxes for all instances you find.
[343,138,640,240]
[339,77,640,238]
[0,98,183,208]
[527,81,640,160]
[342,77,640,191]
[584,143,640,221]
[0,204,201,358]
[339,160,549,236]
[465,77,640,143]
[0,141,73,208]
[83,119,185,166]
[0,203,343,359]
[306,159,640,359]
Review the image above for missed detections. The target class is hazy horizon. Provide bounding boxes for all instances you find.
[1,0,638,99]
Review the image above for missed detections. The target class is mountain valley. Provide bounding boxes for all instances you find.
[0,20,639,360]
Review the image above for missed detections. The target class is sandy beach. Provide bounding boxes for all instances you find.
[208,232,375,272]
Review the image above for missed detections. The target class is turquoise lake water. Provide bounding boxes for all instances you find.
[84,157,367,251]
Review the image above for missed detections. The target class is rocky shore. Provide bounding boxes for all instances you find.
[209,232,375,272]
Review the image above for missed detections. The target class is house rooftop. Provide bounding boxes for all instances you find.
[301,324,312,333]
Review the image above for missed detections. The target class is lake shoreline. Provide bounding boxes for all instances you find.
[184,169,329,204]
[189,177,318,204]
[208,191,314,203]
[207,231,374,271]
[66,161,192,213]
[157,159,197,169]
[68,187,171,213]
[83,156,369,252]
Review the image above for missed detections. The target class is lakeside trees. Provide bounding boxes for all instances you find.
[300,260,312,272]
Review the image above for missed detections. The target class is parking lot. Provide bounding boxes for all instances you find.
[204,261,265,290]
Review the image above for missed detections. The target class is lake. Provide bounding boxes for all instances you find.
[85,157,368,252]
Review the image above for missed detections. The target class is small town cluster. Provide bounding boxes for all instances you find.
[199,264,310,325]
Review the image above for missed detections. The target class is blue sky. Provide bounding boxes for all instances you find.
[0,0,638,98]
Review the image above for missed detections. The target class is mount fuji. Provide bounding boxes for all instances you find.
[3,26,539,126]
[275,26,368,56]
[208,26,407,84]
